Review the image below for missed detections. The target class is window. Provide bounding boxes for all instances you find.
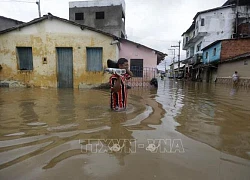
[201,18,205,26]
[86,47,103,71]
[196,42,202,52]
[17,47,33,70]
[213,48,216,56]
[193,31,195,37]
[75,13,84,20]
[96,12,104,19]
[186,51,190,58]
[205,52,208,59]
[130,59,143,77]
[185,37,189,44]
[196,21,198,29]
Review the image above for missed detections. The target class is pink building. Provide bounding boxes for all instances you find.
[119,39,166,86]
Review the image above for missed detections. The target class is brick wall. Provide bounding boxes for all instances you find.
[221,39,250,62]
[238,23,250,35]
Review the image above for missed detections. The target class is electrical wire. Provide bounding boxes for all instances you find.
[0,0,36,3]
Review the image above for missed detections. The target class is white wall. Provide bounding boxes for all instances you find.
[195,8,235,49]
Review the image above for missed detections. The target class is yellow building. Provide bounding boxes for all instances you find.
[0,14,119,88]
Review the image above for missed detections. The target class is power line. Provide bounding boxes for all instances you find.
[0,0,36,3]
[0,0,41,18]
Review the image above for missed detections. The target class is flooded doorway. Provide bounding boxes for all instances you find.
[57,47,73,88]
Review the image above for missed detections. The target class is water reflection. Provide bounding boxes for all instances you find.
[19,100,39,123]
[107,112,133,166]
[0,87,164,170]
[230,87,239,96]
[0,80,250,175]
[56,89,76,124]
[172,80,250,160]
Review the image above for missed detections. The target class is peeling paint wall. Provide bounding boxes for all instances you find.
[0,18,118,88]
[196,8,235,52]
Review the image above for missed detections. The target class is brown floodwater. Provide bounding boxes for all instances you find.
[0,79,250,180]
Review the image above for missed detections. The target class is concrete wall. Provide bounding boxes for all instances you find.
[197,8,235,50]
[217,58,250,78]
[197,8,235,34]
[217,58,250,87]
[221,39,250,61]
[69,2,125,37]
[0,18,118,88]
[0,16,23,31]
[69,0,125,11]
[203,42,222,64]
[182,29,195,49]
[194,39,203,54]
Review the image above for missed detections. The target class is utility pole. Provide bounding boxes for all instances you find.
[168,48,175,78]
[168,49,176,63]
[171,41,181,78]
[36,0,41,18]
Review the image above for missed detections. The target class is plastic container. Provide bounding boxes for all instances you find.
[105,68,126,75]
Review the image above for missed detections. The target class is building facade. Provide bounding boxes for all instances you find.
[69,0,126,38]
[0,14,118,88]
[181,1,250,81]
[201,38,250,84]
[182,5,235,64]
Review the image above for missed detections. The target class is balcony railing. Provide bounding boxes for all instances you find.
[182,53,203,65]
[183,32,207,50]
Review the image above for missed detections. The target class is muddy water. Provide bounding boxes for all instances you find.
[0,80,250,180]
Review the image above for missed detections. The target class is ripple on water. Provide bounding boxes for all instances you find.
[27,122,47,126]
[47,123,79,132]
[4,132,25,137]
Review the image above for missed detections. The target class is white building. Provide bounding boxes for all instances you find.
[182,5,235,62]
[181,0,250,80]
[182,1,250,63]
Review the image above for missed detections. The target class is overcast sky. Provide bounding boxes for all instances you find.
[0,0,226,69]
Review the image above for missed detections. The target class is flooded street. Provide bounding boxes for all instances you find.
[0,79,250,180]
